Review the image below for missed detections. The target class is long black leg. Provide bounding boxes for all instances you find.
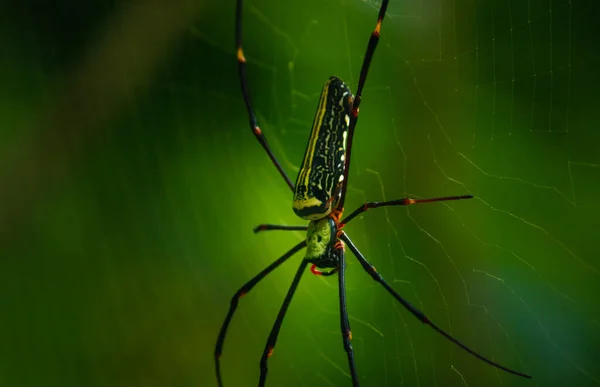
[341,195,473,225]
[338,0,390,210]
[253,224,309,233]
[235,0,294,192]
[259,259,309,386]
[337,247,359,386]
[339,233,532,379]
[214,241,307,387]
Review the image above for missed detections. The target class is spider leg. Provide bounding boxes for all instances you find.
[214,240,307,387]
[339,232,532,379]
[253,224,308,233]
[337,0,390,210]
[337,245,360,386]
[235,0,294,191]
[259,259,309,386]
[341,195,473,225]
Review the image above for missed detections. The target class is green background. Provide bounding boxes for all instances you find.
[1,0,599,386]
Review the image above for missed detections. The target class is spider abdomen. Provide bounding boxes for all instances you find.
[293,76,354,221]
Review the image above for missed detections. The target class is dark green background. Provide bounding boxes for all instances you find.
[1,0,599,386]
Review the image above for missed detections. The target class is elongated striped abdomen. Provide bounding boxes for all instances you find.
[293,76,353,220]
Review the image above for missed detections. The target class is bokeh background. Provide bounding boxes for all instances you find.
[1,0,599,386]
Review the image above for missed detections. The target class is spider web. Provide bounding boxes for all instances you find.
[194,0,599,386]
[1,0,598,386]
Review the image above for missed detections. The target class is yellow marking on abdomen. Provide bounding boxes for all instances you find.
[296,79,334,198]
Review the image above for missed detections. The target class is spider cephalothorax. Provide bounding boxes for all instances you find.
[305,211,345,276]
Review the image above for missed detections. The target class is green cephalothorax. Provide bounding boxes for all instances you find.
[305,217,338,269]
[292,76,353,221]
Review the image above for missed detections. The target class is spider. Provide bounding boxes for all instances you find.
[214,0,532,385]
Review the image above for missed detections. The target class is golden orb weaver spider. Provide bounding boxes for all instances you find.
[214,0,532,385]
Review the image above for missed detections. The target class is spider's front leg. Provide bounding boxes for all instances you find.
[335,240,360,387]
[258,259,309,387]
